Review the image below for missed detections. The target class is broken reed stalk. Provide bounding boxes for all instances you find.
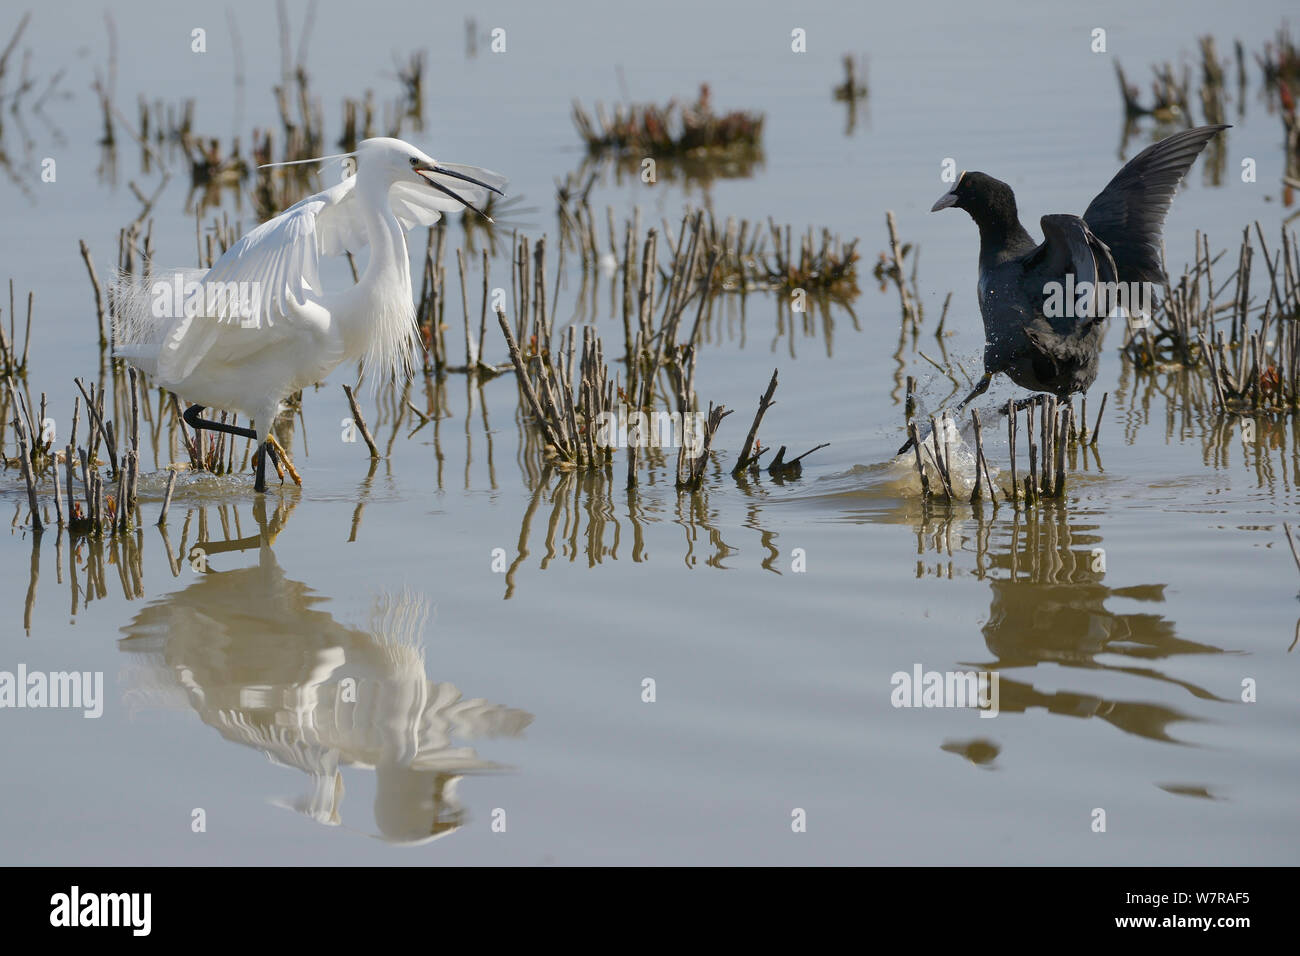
[477,248,491,373]
[51,452,64,526]
[1201,301,1299,414]
[10,371,151,536]
[766,441,830,479]
[79,240,108,349]
[494,220,830,482]
[934,291,952,339]
[992,396,1078,504]
[676,402,731,490]
[169,394,201,469]
[1141,225,1299,414]
[572,85,763,158]
[114,459,128,533]
[404,399,430,425]
[417,224,449,370]
[497,305,569,458]
[942,427,956,498]
[636,230,658,359]
[342,384,381,459]
[0,288,8,373]
[627,368,650,489]
[969,408,996,506]
[65,443,76,529]
[157,469,178,526]
[127,367,140,516]
[631,209,856,342]
[1053,405,1070,498]
[969,411,984,502]
[1025,405,1038,507]
[13,416,42,531]
[499,299,616,470]
[908,421,930,498]
[723,365,826,479]
[499,248,621,471]
[924,414,955,500]
[1007,404,1019,504]
[1122,229,1220,368]
[621,219,636,361]
[733,367,778,475]
[1091,392,1107,447]
[885,211,917,327]
[1041,397,1056,498]
[1284,522,1300,577]
[0,281,35,376]
[457,246,472,370]
[73,377,117,475]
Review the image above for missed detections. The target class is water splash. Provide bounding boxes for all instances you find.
[888,413,996,498]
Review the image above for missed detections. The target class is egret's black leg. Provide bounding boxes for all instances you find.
[186,404,267,490]
[254,440,269,493]
[251,438,289,492]
[183,404,257,440]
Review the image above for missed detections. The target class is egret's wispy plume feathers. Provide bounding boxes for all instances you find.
[257,151,356,170]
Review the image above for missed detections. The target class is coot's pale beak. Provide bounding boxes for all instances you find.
[931,185,960,212]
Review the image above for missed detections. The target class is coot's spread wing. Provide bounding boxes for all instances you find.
[1082,125,1228,285]
[1028,214,1118,325]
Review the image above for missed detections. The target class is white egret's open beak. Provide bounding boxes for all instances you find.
[415,163,506,222]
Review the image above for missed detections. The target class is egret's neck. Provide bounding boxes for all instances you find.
[338,175,418,378]
[354,176,411,296]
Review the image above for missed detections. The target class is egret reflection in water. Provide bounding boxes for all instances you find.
[118,500,532,844]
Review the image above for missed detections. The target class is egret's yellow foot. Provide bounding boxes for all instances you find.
[266,436,303,486]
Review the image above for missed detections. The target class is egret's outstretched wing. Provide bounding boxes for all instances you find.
[200,180,351,322]
[154,165,507,383]
[147,181,345,382]
[155,312,223,383]
[200,162,508,321]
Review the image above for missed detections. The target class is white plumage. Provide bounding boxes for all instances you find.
[112,137,507,490]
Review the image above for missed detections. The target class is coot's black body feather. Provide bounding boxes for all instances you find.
[978,213,1120,398]
[933,124,1227,405]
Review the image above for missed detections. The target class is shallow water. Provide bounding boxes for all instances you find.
[1,0,1298,864]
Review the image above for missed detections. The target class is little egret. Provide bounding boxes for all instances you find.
[113,137,506,491]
